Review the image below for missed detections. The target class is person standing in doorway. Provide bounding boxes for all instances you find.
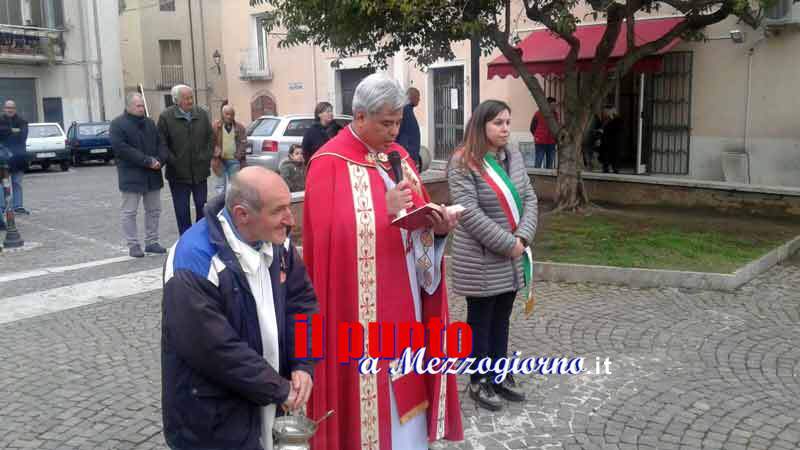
[396,87,422,170]
[211,104,247,195]
[599,107,623,174]
[158,84,214,235]
[111,93,169,257]
[530,97,559,169]
[0,100,30,229]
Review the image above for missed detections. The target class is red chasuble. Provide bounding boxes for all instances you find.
[303,127,464,450]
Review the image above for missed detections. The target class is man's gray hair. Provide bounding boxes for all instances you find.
[171,84,192,103]
[125,92,143,107]
[225,173,263,212]
[351,73,406,116]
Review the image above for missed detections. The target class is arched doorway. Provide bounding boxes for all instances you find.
[250,94,277,120]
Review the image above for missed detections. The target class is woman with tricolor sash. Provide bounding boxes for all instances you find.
[448,100,538,412]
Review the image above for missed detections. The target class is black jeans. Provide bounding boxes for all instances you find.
[169,180,208,235]
[466,290,517,383]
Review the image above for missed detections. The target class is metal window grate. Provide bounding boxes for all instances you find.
[643,52,693,175]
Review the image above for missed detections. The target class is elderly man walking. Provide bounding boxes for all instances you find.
[162,166,318,450]
[111,93,170,257]
[0,100,30,229]
[211,104,247,195]
[158,84,214,235]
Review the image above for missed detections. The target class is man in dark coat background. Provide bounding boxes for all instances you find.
[158,84,214,235]
[0,99,30,230]
[396,87,422,170]
[111,93,170,257]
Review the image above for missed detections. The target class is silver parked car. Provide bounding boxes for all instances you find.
[245,114,352,171]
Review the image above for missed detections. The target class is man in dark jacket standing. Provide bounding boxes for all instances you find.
[162,167,317,450]
[111,93,170,257]
[0,100,30,229]
[396,87,421,170]
[158,84,213,235]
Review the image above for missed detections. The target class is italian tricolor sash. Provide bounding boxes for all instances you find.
[481,153,536,316]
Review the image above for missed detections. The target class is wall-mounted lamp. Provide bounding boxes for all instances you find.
[212,50,222,74]
[706,30,746,44]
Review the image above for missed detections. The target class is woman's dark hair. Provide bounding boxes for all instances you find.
[456,99,511,171]
[289,143,302,155]
[314,102,333,121]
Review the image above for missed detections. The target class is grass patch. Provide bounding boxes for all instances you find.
[535,206,800,273]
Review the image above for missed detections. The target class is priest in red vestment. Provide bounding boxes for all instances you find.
[303,74,464,450]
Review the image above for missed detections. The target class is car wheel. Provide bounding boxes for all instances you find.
[41,162,50,171]
[60,161,70,172]
[103,157,112,165]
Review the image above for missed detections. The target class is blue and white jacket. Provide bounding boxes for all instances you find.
[161,195,317,450]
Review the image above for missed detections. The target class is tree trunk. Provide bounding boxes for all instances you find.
[554,129,589,211]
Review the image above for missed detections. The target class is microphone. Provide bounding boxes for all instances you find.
[388,151,403,183]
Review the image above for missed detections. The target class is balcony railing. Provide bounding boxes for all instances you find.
[0,24,64,63]
[157,64,185,90]
[239,48,272,81]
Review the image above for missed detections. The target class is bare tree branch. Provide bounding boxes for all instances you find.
[524,5,582,75]
[505,0,511,38]
[616,3,734,77]
[489,25,562,139]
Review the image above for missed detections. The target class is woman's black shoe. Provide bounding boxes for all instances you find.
[492,375,526,402]
[468,379,504,411]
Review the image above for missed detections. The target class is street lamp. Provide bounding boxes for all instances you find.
[213,50,222,74]
[0,153,24,250]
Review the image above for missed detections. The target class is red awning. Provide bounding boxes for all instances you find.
[487,17,685,79]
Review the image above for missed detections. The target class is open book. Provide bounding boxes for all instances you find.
[391,204,465,230]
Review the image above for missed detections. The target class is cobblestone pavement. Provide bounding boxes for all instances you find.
[1,166,799,449]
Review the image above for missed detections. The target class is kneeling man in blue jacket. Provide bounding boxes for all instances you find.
[162,166,318,450]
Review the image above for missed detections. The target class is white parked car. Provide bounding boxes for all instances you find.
[26,122,70,171]
[246,114,351,171]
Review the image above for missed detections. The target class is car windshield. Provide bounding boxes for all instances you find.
[250,118,280,137]
[78,124,110,137]
[28,125,63,138]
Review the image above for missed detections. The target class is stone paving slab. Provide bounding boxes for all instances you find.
[0,257,798,449]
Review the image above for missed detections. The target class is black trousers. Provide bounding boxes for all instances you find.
[169,180,208,235]
[466,290,517,383]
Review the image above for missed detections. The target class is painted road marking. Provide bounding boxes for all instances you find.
[0,268,162,325]
[0,255,136,284]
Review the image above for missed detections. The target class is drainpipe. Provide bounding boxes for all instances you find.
[187,0,198,94]
[311,45,318,103]
[91,0,105,120]
[198,0,210,111]
[744,35,766,184]
[77,0,93,120]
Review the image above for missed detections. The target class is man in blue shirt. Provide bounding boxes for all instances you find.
[396,87,421,170]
